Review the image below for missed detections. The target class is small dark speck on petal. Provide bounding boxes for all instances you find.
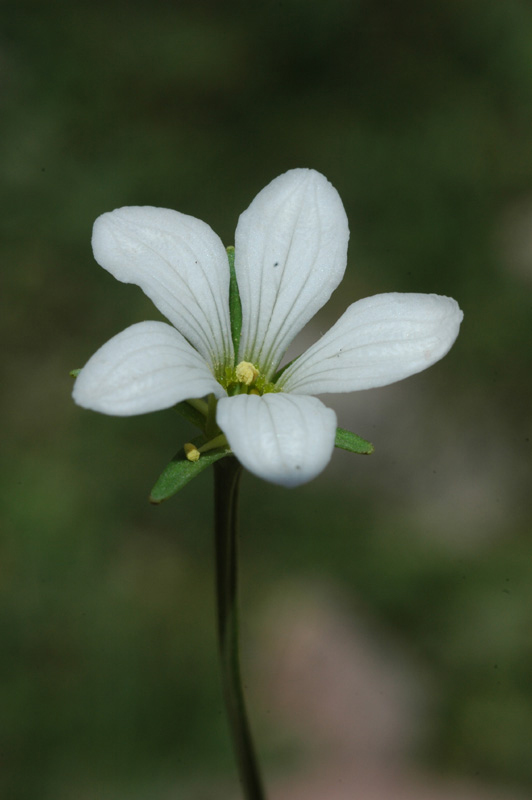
[273,262,279,267]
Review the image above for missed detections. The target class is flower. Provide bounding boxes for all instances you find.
[73,169,463,487]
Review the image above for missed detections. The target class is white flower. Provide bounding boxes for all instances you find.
[73,169,463,487]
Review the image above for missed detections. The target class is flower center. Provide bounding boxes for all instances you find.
[235,361,259,386]
[220,361,277,396]
[183,363,279,462]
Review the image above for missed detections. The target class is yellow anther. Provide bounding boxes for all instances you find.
[249,388,260,396]
[235,361,259,386]
[184,443,200,462]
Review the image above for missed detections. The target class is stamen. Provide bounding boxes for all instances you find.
[235,361,259,386]
[199,433,228,453]
[184,443,200,462]
[186,398,209,416]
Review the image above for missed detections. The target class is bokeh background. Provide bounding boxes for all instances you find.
[2,1,532,798]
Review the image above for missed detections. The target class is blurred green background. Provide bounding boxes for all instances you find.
[2,0,532,798]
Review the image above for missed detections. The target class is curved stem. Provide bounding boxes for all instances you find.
[213,458,267,800]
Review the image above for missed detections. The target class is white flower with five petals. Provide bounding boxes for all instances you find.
[73,169,463,487]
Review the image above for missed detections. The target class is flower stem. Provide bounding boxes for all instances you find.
[213,458,267,800]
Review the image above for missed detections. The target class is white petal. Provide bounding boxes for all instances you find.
[92,206,233,373]
[235,169,349,378]
[73,321,225,416]
[216,393,337,487]
[279,293,463,395]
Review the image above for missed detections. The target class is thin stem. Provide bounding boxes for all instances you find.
[213,458,267,800]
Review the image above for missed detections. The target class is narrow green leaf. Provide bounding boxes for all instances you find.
[149,440,230,503]
[173,401,206,430]
[227,245,242,358]
[70,368,81,378]
[334,426,374,455]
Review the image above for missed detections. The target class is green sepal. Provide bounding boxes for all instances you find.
[149,438,230,504]
[334,426,374,455]
[272,357,297,383]
[70,368,81,378]
[227,245,242,358]
[173,401,206,430]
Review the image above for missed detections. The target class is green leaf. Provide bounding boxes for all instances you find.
[149,440,230,503]
[69,368,81,378]
[334,426,374,455]
[227,245,242,358]
[173,401,206,430]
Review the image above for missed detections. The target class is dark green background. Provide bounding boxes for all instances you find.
[2,1,531,797]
